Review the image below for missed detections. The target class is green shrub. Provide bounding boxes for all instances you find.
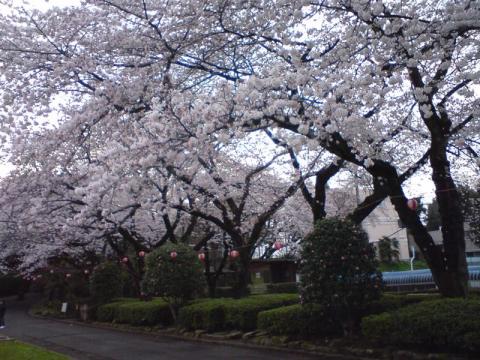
[178,298,228,332]
[115,299,173,326]
[90,262,124,304]
[225,294,299,331]
[178,293,299,332]
[96,301,125,322]
[266,282,298,294]
[142,243,205,317]
[364,293,441,315]
[258,304,342,337]
[96,298,173,326]
[299,218,382,334]
[362,298,480,352]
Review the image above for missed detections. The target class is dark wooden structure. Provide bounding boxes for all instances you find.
[249,258,297,283]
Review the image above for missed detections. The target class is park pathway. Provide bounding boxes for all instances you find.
[0,296,330,360]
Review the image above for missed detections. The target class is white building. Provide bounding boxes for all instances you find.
[361,197,411,261]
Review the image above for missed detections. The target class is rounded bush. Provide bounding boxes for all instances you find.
[141,243,205,314]
[89,262,124,304]
[299,218,382,333]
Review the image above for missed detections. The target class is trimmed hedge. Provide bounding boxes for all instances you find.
[177,298,227,332]
[96,298,137,322]
[96,298,173,326]
[362,298,480,352]
[364,293,440,315]
[178,293,299,332]
[266,282,298,294]
[257,293,441,338]
[258,304,341,337]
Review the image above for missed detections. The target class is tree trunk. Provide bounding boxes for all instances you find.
[429,133,468,297]
[232,250,251,298]
[370,160,468,297]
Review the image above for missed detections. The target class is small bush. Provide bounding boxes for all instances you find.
[90,262,124,304]
[96,298,173,326]
[177,299,227,332]
[362,298,480,352]
[299,218,382,334]
[258,304,341,337]
[177,293,299,332]
[266,282,298,294]
[115,299,173,326]
[142,243,205,317]
[96,300,127,322]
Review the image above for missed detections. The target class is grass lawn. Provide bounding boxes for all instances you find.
[379,260,429,272]
[0,340,68,360]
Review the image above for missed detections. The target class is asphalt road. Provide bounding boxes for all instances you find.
[0,296,327,360]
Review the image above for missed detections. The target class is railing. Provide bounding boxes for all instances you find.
[382,266,480,291]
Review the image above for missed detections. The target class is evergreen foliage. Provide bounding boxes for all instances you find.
[377,236,400,264]
[141,243,205,318]
[299,218,382,334]
[89,262,124,304]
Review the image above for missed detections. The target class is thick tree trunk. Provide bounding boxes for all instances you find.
[232,250,251,298]
[429,134,468,297]
[370,160,468,297]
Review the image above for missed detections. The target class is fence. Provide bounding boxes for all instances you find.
[382,266,480,292]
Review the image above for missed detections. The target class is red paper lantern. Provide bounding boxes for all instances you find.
[138,250,146,257]
[229,250,240,259]
[274,241,284,250]
[407,199,418,211]
[170,251,178,259]
[121,256,129,263]
[198,253,206,261]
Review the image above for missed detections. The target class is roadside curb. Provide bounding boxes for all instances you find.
[28,312,372,360]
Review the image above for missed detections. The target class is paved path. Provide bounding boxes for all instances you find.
[0,297,327,360]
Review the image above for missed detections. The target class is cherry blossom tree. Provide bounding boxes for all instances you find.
[1,0,479,297]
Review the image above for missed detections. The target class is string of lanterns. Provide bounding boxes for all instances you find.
[24,198,422,280]
[117,196,419,262]
[23,196,448,281]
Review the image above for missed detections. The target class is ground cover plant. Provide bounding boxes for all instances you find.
[0,341,68,360]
